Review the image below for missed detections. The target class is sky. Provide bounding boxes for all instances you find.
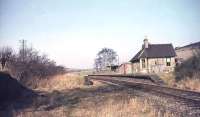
[0,0,200,69]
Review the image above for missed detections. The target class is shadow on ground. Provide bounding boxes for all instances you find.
[27,85,131,111]
[0,72,37,117]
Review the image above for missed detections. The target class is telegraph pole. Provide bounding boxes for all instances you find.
[19,39,27,62]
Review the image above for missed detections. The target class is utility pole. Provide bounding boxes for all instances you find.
[19,39,27,62]
[117,55,119,66]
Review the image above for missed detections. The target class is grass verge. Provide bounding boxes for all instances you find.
[159,72,200,92]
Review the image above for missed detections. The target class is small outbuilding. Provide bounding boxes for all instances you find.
[118,62,132,74]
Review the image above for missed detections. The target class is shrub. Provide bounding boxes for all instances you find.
[175,52,200,81]
[1,46,66,88]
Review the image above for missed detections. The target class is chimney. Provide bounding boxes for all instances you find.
[143,36,149,48]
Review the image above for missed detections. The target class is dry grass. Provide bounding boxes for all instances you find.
[71,97,173,117]
[35,73,85,92]
[158,72,176,87]
[13,96,173,117]
[176,78,200,92]
[7,72,174,117]
[13,107,67,117]
[159,72,200,92]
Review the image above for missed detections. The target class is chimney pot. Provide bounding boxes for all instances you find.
[143,37,148,48]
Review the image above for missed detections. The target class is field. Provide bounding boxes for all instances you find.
[1,72,175,117]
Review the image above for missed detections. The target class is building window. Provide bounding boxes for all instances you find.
[155,60,157,65]
[155,59,159,65]
[142,59,145,68]
[166,58,171,66]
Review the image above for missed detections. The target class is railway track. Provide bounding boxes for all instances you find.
[85,74,200,116]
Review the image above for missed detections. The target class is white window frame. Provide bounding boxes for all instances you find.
[166,58,171,66]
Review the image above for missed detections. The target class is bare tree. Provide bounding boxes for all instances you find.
[0,47,13,69]
[0,40,66,88]
[94,48,118,71]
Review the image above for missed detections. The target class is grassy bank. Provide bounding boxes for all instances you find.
[7,73,174,117]
[159,72,200,92]
[14,96,173,117]
[35,73,85,92]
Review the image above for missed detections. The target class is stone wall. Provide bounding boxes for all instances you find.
[147,57,175,73]
[122,57,176,74]
[118,63,132,74]
[118,57,176,74]
[132,62,140,73]
[176,47,200,62]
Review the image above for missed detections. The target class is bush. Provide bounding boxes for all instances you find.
[175,52,200,81]
[1,46,66,88]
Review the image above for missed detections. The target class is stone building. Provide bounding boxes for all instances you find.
[175,42,200,64]
[118,62,132,74]
[129,38,176,73]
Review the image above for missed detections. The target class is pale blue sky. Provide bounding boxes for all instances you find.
[0,0,200,68]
